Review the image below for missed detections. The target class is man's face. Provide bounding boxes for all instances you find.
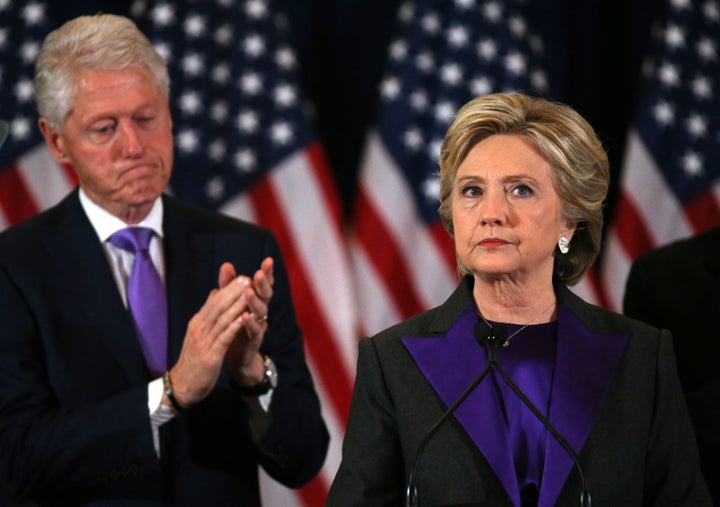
[39,66,173,220]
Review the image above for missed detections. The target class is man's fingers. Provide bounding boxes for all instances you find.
[261,257,274,285]
[218,262,237,288]
[253,259,274,302]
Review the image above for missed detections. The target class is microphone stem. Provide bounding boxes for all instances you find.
[405,335,591,507]
[405,346,499,507]
[493,362,592,507]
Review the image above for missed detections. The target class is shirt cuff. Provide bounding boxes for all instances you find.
[258,388,273,412]
[148,377,177,457]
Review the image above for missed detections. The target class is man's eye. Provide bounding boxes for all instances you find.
[91,124,115,135]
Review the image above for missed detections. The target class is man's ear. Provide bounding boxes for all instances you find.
[38,118,71,165]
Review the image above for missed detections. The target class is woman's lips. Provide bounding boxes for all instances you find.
[479,238,509,248]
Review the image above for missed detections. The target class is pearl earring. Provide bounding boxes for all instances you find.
[558,235,570,254]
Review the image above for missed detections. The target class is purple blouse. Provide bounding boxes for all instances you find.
[486,320,559,499]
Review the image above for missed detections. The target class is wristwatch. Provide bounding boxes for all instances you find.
[237,355,277,396]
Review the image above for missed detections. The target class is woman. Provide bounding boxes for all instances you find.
[326,93,710,506]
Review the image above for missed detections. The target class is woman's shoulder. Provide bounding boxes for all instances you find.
[366,305,449,348]
[561,284,667,342]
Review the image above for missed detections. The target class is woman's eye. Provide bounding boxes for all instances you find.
[462,185,481,197]
[512,184,533,197]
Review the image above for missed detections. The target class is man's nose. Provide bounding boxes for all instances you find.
[118,121,144,157]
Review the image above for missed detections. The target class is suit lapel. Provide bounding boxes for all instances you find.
[162,196,216,366]
[538,301,628,506]
[403,305,521,506]
[41,191,149,383]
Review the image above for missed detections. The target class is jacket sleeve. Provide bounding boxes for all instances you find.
[0,266,162,503]
[248,232,330,488]
[325,337,405,507]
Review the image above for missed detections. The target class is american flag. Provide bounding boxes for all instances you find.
[594,0,720,311]
[129,0,357,505]
[0,1,77,229]
[350,0,549,338]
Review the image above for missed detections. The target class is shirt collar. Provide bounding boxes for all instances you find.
[78,188,164,242]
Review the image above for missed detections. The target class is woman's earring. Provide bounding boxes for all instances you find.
[558,235,570,254]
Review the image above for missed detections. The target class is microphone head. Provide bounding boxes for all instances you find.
[474,322,508,347]
[474,322,491,345]
[492,323,508,344]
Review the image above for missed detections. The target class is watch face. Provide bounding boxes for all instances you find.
[265,356,278,389]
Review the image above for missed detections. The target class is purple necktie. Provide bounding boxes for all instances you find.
[109,227,168,378]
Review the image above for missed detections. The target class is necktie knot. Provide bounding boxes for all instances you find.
[109,227,154,254]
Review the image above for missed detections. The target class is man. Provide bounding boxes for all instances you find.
[0,14,328,506]
[624,227,720,506]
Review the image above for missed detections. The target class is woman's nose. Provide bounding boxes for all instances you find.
[479,189,507,226]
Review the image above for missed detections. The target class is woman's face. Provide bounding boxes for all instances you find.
[451,134,573,284]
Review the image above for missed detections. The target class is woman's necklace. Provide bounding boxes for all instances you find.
[477,300,557,348]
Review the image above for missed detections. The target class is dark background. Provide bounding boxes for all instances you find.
[55,0,663,224]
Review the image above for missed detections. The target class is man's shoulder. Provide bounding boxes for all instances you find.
[0,191,76,251]
[634,226,720,268]
[163,194,270,237]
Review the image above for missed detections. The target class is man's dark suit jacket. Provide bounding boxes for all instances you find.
[624,226,720,506]
[326,276,711,506]
[0,189,329,506]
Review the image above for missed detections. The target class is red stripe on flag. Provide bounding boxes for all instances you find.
[612,190,655,259]
[683,190,720,233]
[354,188,426,320]
[248,176,353,425]
[306,142,343,232]
[297,473,330,507]
[0,164,39,225]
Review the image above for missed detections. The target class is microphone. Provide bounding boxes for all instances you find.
[405,322,592,507]
[0,120,8,150]
[405,324,504,507]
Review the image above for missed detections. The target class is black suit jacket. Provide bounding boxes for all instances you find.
[0,190,328,506]
[624,226,720,506]
[327,276,710,506]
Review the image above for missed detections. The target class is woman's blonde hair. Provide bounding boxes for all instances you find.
[438,93,609,285]
[34,14,169,127]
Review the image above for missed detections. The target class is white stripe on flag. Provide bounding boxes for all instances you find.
[350,236,404,337]
[600,228,634,312]
[17,145,74,209]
